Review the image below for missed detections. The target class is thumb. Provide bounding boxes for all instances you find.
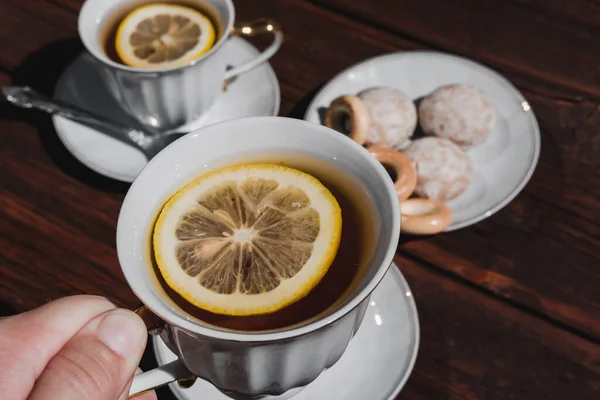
[29,308,147,400]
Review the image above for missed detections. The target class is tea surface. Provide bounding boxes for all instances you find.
[100,0,222,66]
[148,152,377,331]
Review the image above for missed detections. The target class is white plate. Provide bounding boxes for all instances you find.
[153,263,419,400]
[305,51,540,230]
[53,37,280,183]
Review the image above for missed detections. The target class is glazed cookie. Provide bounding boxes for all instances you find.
[358,87,417,148]
[419,84,495,147]
[403,137,472,202]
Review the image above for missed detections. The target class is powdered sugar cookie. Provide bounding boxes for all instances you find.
[403,137,472,202]
[419,84,495,147]
[358,87,417,148]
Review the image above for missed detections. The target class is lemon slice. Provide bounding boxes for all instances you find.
[153,164,342,316]
[115,3,216,69]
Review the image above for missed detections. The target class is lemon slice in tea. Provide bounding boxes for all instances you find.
[115,3,216,69]
[153,164,342,316]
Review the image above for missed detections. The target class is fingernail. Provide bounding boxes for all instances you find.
[97,309,146,357]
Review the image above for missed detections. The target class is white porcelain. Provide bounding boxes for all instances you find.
[154,263,419,400]
[52,37,280,182]
[78,0,282,132]
[305,51,541,231]
[116,117,401,398]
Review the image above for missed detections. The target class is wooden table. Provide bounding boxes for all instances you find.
[1,0,599,398]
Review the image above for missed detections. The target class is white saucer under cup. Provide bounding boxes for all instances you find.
[52,37,280,183]
[305,51,541,231]
[153,264,419,400]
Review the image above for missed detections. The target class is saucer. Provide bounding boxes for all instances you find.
[53,37,280,183]
[304,51,541,231]
[153,263,419,400]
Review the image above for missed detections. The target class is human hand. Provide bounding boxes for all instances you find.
[0,295,157,400]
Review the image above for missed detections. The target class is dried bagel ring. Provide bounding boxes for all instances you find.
[400,198,453,235]
[367,145,417,202]
[325,95,371,145]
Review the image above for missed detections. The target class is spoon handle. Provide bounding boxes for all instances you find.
[2,85,153,151]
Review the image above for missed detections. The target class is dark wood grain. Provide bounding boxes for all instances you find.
[1,0,599,398]
[0,117,133,308]
[307,0,600,100]
[394,256,600,400]
[0,0,75,71]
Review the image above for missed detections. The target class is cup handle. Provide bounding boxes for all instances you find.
[128,306,197,398]
[224,18,283,84]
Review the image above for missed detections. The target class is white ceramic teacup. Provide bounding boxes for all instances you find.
[116,117,400,399]
[78,0,282,132]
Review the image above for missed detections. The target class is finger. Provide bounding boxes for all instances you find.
[29,308,147,400]
[118,368,158,400]
[0,295,115,398]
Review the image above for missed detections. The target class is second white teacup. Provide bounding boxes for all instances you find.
[78,0,283,132]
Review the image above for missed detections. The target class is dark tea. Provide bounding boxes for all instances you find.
[147,152,377,332]
[99,0,222,67]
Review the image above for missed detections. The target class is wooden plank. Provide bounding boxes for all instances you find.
[0,0,75,71]
[307,0,600,100]
[393,255,600,399]
[1,166,133,308]
[522,95,600,221]
[0,100,132,307]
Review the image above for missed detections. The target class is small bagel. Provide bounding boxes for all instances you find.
[400,198,453,235]
[325,95,371,145]
[367,145,417,202]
